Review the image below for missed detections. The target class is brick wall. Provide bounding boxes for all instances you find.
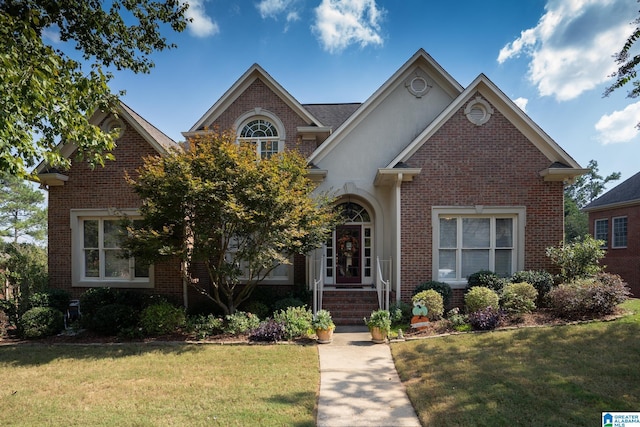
[399,94,565,303]
[588,205,640,296]
[212,79,318,157]
[47,122,183,301]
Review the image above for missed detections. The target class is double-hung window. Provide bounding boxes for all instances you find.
[433,207,525,287]
[612,216,628,248]
[594,218,608,247]
[71,209,153,288]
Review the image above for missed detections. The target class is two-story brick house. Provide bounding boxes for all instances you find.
[37,49,585,323]
[584,171,640,297]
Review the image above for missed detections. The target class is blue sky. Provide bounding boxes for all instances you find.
[83,0,640,188]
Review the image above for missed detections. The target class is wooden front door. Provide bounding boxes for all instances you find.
[336,225,361,283]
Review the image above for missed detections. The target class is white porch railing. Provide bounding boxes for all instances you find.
[310,255,325,315]
[376,257,391,311]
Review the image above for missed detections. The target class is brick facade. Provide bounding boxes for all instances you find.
[588,205,640,296]
[400,95,564,302]
[47,124,184,301]
[211,79,320,158]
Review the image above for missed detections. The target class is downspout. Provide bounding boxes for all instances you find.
[394,173,403,303]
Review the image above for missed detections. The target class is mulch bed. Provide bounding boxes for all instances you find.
[402,308,626,339]
[0,308,627,345]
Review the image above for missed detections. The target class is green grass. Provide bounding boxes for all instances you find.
[391,299,640,427]
[0,343,318,426]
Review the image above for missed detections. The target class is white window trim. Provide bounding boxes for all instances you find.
[237,260,294,285]
[612,216,628,249]
[234,109,286,159]
[71,209,154,288]
[431,206,526,289]
[594,218,609,248]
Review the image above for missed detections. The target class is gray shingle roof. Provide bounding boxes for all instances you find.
[120,102,179,152]
[303,103,361,130]
[584,170,640,210]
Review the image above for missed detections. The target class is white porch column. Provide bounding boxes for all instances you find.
[394,173,403,301]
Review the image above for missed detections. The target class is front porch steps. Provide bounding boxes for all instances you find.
[320,287,380,326]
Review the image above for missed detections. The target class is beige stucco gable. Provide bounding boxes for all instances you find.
[309,49,462,191]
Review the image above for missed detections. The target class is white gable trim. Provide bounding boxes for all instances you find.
[188,64,323,133]
[307,49,463,165]
[387,74,584,172]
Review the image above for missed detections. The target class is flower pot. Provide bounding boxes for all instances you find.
[369,326,388,344]
[316,327,334,344]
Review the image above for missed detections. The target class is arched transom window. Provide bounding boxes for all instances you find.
[337,202,371,223]
[239,119,281,159]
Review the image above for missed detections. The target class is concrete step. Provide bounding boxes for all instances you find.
[320,289,380,326]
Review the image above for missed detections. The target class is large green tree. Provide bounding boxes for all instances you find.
[0,0,189,178]
[604,2,640,127]
[123,131,338,314]
[564,159,621,242]
[0,172,47,243]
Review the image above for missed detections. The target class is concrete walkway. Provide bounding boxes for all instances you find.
[316,327,421,427]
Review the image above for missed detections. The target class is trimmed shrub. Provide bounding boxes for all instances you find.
[413,281,452,308]
[389,300,412,325]
[242,300,270,319]
[19,307,65,339]
[510,270,554,306]
[469,307,501,331]
[274,305,312,340]
[447,307,470,332]
[223,311,260,336]
[546,273,630,319]
[140,301,186,336]
[249,319,286,342]
[467,270,508,292]
[501,282,538,315]
[28,288,71,313]
[412,290,444,320]
[187,314,224,340]
[273,297,306,313]
[464,286,500,314]
[86,303,138,336]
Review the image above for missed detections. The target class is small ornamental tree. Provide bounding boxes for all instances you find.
[545,235,605,283]
[123,130,337,315]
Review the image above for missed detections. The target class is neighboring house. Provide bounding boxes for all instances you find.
[37,49,586,323]
[583,171,640,297]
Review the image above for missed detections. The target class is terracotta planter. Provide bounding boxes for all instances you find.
[369,326,388,344]
[316,328,334,344]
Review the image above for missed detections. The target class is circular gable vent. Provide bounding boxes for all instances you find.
[464,97,494,126]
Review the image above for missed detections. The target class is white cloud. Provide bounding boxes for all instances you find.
[595,102,640,144]
[257,0,297,19]
[184,0,219,37]
[513,97,529,112]
[498,0,637,101]
[42,26,61,43]
[312,0,385,53]
[257,0,301,32]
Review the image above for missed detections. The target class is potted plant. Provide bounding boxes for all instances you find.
[364,309,391,343]
[312,309,335,344]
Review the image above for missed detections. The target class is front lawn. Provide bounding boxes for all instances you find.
[0,343,318,426]
[392,299,640,427]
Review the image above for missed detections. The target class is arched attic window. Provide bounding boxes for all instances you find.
[239,118,282,159]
